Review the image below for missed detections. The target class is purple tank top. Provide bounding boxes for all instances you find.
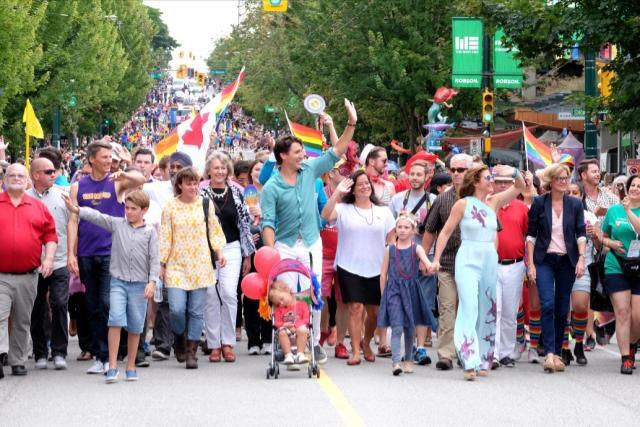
[77,174,125,256]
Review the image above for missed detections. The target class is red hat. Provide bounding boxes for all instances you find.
[405,152,438,173]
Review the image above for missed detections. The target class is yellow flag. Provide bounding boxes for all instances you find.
[23,99,44,139]
[263,0,288,12]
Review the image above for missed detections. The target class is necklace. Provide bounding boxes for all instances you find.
[353,204,373,225]
[395,242,415,280]
[210,185,228,200]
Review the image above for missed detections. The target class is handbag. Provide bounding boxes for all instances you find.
[588,252,613,312]
[202,196,218,265]
[612,233,640,280]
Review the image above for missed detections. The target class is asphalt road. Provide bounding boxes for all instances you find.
[1,334,639,427]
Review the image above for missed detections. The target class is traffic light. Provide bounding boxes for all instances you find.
[177,65,187,79]
[597,66,614,100]
[197,73,205,86]
[482,89,494,124]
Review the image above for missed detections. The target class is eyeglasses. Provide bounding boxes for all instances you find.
[6,174,27,180]
[554,176,569,183]
[38,169,56,175]
[450,167,467,174]
[483,175,494,182]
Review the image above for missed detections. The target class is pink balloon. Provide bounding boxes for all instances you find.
[254,246,281,279]
[241,272,267,300]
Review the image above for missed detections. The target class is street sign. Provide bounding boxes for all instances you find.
[264,0,288,12]
[452,18,483,89]
[493,28,523,89]
[558,111,584,120]
[210,69,226,75]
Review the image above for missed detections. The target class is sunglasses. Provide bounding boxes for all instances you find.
[39,169,56,175]
[450,167,467,174]
[483,175,494,182]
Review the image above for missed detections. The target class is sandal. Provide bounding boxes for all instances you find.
[424,336,433,348]
[209,348,221,363]
[347,358,361,366]
[76,351,93,361]
[222,345,236,362]
[377,345,392,357]
[403,361,414,373]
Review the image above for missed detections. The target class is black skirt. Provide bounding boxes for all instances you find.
[337,266,381,305]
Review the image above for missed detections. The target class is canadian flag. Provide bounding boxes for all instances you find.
[154,67,245,172]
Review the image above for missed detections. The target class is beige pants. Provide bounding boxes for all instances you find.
[0,272,38,366]
[436,271,458,361]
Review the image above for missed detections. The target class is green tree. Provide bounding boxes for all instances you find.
[209,0,480,150]
[146,6,179,69]
[486,0,640,132]
[0,0,45,131]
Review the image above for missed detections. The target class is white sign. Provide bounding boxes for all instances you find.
[558,112,584,121]
[455,36,480,53]
[469,138,482,157]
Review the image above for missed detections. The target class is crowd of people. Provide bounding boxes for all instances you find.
[2,95,640,384]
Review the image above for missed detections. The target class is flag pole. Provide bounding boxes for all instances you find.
[522,121,529,173]
[25,134,30,168]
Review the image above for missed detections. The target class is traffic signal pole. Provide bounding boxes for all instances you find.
[584,49,598,159]
[482,34,492,165]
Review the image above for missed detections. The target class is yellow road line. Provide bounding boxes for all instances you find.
[316,369,365,427]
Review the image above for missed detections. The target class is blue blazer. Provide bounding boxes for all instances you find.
[527,193,586,267]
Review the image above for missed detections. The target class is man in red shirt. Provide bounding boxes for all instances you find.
[494,170,529,368]
[0,164,57,379]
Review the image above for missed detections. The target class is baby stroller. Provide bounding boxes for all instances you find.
[265,259,323,379]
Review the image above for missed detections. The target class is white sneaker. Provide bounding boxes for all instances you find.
[86,360,106,374]
[53,356,67,370]
[286,363,300,371]
[35,358,48,370]
[248,346,260,356]
[295,353,308,364]
[528,348,540,364]
[283,353,295,365]
[260,343,272,355]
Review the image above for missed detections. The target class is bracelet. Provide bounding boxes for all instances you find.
[347,122,357,127]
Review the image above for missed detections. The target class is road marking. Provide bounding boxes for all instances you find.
[316,369,364,427]
[597,345,621,358]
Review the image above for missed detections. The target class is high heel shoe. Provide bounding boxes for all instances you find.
[463,370,476,381]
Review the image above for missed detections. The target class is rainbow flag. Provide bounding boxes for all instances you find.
[215,67,245,119]
[522,122,573,168]
[285,112,324,157]
[154,128,179,159]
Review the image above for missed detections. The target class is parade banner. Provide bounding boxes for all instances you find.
[493,28,523,89]
[452,18,483,88]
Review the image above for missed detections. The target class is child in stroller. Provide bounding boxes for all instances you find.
[268,281,310,365]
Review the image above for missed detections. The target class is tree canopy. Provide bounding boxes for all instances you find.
[486,0,640,132]
[208,0,482,150]
[0,0,177,158]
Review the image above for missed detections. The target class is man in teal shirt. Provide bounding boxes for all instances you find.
[261,99,357,365]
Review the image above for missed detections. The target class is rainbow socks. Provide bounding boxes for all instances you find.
[572,311,588,344]
[529,310,541,350]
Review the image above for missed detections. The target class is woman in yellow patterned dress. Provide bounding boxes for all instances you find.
[160,167,226,369]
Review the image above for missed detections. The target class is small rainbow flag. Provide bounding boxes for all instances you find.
[285,112,324,157]
[522,122,573,168]
[154,128,179,159]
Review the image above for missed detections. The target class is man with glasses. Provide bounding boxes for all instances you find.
[423,153,473,370]
[0,163,58,379]
[362,145,395,206]
[26,158,72,370]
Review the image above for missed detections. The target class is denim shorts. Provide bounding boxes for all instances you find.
[108,278,148,333]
